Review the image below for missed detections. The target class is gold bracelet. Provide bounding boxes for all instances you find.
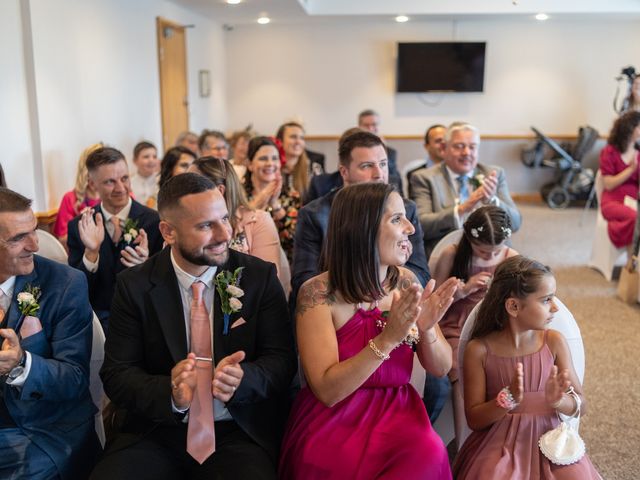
[368,339,390,361]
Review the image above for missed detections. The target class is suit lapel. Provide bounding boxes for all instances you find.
[438,163,458,206]
[7,267,39,330]
[213,252,241,363]
[149,250,188,363]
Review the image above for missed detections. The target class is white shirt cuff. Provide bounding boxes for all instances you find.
[6,351,32,387]
[453,205,463,229]
[82,253,99,273]
[171,397,190,423]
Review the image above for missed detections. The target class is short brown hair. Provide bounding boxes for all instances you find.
[323,183,399,304]
[0,187,32,213]
[338,130,384,167]
[86,147,126,173]
[157,172,215,218]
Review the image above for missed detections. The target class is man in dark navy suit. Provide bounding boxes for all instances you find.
[0,187,99,479]
[67,147,163,328]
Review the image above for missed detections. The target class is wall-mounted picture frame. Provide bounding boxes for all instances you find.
[199,70,210,97]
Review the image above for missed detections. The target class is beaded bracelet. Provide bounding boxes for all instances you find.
[496,386,519,411]
[368,339,390,361]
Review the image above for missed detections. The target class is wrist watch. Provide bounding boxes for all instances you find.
[7,352,26,381]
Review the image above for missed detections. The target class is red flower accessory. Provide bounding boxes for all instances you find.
[271,136,287,169]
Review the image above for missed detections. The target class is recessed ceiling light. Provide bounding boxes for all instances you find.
[395,15,409,23]
[226,0,241,4]
[535,13,549,21]
[257,15,270,25]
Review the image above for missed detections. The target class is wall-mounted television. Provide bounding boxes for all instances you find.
[396,42,486,93]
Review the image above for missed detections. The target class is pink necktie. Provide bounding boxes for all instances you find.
[187,281,216,464]
[111,217,122,244]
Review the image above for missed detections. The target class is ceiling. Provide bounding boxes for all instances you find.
[171,0,640,26]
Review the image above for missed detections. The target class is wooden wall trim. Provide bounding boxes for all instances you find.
[306,133,603,142]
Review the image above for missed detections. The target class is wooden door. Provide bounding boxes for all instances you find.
[157,17,189,151]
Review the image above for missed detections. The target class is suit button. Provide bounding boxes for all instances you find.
[30,392,42,399]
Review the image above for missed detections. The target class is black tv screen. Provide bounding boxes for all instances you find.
[396,42,486,93]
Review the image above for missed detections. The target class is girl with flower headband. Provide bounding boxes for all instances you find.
[453,256,601,479]
[431,205,518,447]
[244,136,301,264]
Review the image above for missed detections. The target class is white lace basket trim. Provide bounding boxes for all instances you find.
[539,422,586,466]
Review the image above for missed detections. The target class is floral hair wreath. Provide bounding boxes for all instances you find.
[470,225,511,239]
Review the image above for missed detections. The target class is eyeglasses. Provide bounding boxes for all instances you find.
[451,143,478,153]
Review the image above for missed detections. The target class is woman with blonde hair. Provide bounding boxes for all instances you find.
[276,121,323,197]
[189,156,290,293]
[53,143,102,245]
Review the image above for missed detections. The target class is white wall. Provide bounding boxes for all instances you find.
[2,0,226,210]
[0,0,38,203]
[225,17,640,137]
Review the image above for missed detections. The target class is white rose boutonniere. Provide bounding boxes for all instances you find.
[215,267,245,335]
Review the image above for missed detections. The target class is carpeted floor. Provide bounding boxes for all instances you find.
[511,203,639,480]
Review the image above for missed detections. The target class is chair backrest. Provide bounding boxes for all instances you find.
[594,169,604,206]
[90,313,106,447]
[458,296,585,393]
[428,229,464,273]
[36,229,68,264]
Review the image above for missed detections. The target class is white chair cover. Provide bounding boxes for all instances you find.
[456,296,585,446]
[36,229,67,264]
[428,229,464,274]
[588,171,627,281]
[90,313,106,447]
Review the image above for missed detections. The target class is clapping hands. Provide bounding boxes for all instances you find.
[78,209,104,262]
[545,365,571,408]
[120,228,149,267]
[416,277,458,332]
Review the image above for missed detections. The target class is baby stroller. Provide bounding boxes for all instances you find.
[521,125,598,209]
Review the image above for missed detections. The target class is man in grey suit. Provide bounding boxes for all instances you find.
[409,123,521,258]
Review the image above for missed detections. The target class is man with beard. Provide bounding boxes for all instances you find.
[91,173,296,480]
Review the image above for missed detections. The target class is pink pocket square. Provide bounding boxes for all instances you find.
[20,315,43,339]
[230,317,247,329]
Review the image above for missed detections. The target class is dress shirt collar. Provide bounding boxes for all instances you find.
[0,276,16,302]
[445,165,475,192]
[170,249,217,291]
[100,197,132,224]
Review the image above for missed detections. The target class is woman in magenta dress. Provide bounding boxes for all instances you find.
[599,110,640,255]
[453,256,601,479]
[431,206,518,447]
[279,183,457,480]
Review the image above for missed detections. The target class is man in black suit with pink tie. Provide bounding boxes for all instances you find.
[91,173,296,479]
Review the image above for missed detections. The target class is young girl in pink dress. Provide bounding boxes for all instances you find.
[431,206,518,446]
[453,256,601,479]
[279,183,457,479]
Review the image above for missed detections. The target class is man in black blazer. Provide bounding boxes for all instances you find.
[67,147,163,328]
[91,173,296,479]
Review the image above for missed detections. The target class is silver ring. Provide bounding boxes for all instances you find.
[171,381,178,390]
[232,386,236,392]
